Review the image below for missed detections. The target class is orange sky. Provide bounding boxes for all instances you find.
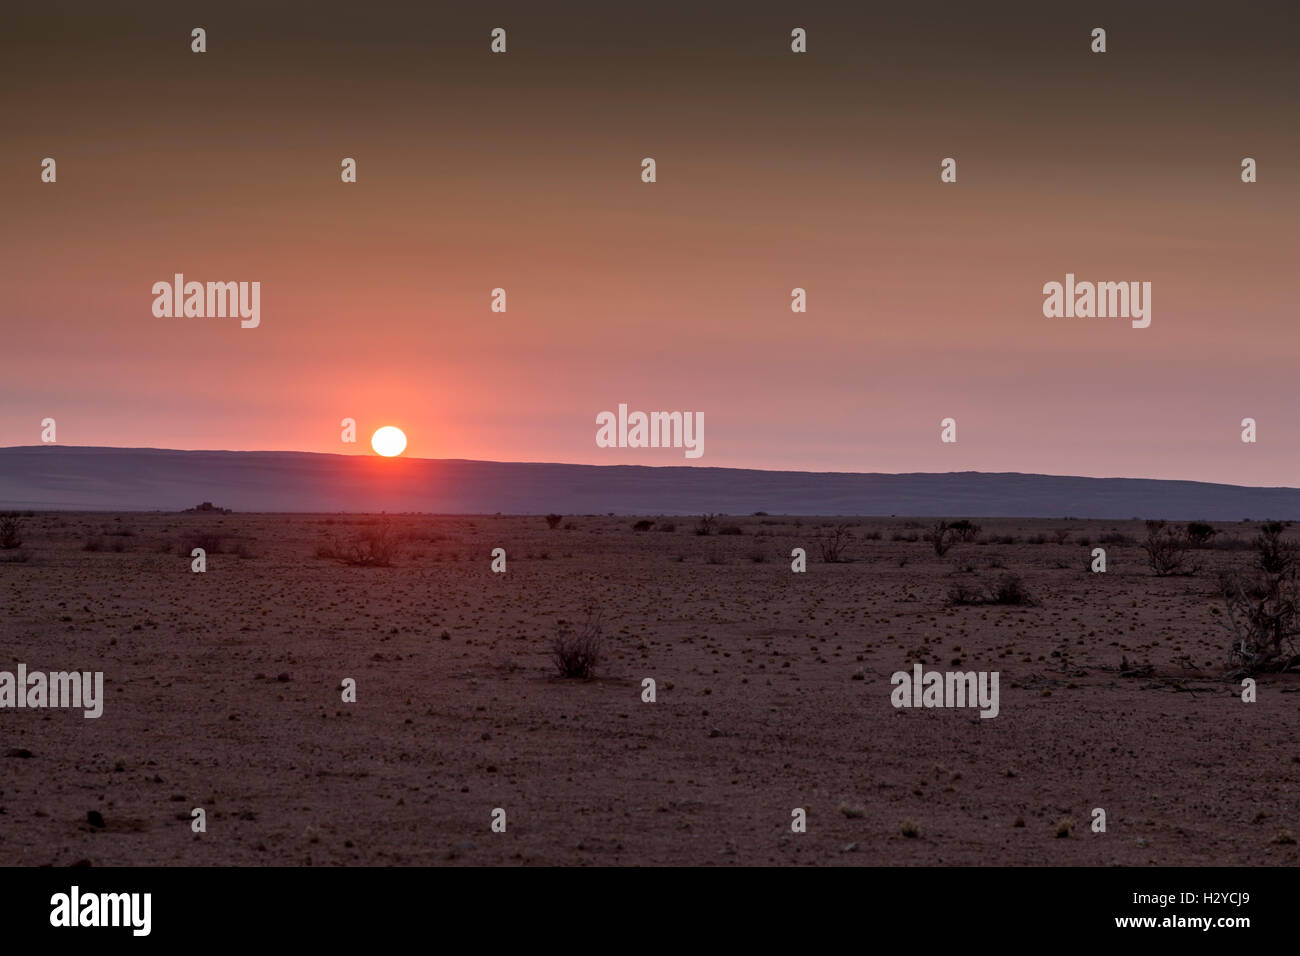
[2,1,1297,484]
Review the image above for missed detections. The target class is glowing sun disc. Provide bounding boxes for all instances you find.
[371,426,407,457]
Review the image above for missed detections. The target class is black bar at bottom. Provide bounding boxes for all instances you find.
[0,865,1273,943]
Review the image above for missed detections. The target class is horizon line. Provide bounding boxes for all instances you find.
[3,444,1297,492]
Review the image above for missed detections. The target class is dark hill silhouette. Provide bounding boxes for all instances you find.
[2,445,1298,518]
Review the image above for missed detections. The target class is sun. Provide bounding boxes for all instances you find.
[371,426,407,457]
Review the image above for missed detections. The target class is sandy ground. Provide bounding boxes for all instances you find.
[1,512,1297,866]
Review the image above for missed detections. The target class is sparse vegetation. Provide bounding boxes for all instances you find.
[0,513,23,550]
[1219,521,1300,676]
[926,520,959,556]
[948,573,1036,607]
[1142,520,1198,576]
[550,606,604,679]
[1186,521,1218,546]
[947,582,983,605]
[695,514,718,536]
[818,522,854,563]
[320,520,401,567]
[988,573,1035,605]
[7,509,1294,864]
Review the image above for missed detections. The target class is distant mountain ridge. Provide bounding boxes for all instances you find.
[2,445,1298,519]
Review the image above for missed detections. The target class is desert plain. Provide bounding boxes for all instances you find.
[1,511,1297,866]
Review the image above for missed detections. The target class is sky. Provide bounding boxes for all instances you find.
[2,1,1297,485]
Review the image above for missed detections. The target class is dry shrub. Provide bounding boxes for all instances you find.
[818,522,853,563]
[949,519,981,542]
[1220,521,1300,676]
[551,606,604,679]
[1142,520,1198,576]
[947,582,984,606]
[947,573,1036,607]
[323,519,401,567]
[988,573,1035,605]
[0,513,24,550]
[926,520,958,556]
